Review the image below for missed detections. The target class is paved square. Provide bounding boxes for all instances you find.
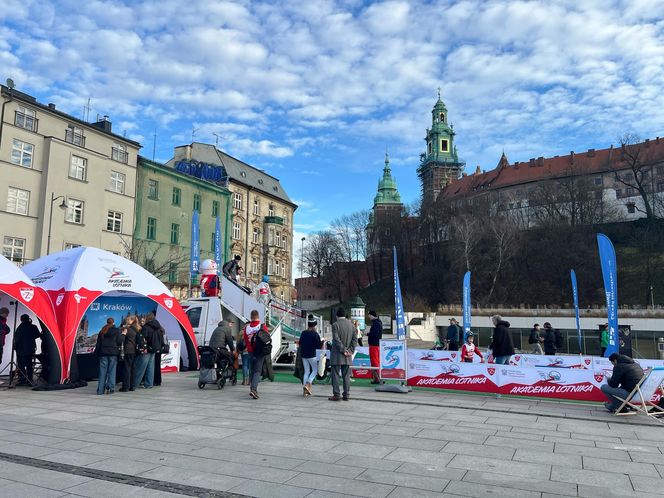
[0,372,662,497]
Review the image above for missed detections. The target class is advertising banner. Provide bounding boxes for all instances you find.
[597,234,619,357]
[407,361,499,393]
[380,340,406,380]
[498,366,606,401]
[161,340,181,372]
[519,354,593,369]
[190,210,200,275]
[76,295,157,353]
[571,269,582,352]
[393,247,406,341]
[462,271,471,342]
[351,346,372,378]
[214,216,222,276]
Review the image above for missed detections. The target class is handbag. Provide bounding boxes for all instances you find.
[161,341,170,354]
[317,352,327,377]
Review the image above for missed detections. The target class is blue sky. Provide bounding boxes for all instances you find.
[2,0,664,246]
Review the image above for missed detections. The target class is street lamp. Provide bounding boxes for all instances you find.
[298,236,305,305]
[47,193,67,255]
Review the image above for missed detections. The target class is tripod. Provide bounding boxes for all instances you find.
[0,301,34,389]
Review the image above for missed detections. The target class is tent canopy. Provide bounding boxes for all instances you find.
[0,254,62,384]
[23,247,198,381]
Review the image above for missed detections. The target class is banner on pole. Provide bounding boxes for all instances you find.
[214,216,222,276]
[392,247,406,341]
[462,271,471,342]
[379,340,406,380]
[570,269,582,352]
[597,234,618,357]
[190,210,200,275]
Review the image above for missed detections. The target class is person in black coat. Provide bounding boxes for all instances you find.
[489,314,514,365]
[601,353,644,412]
[542,322,558,355]
[14,314,42,385]
[120,315,139,392]
[143,314,166,387]
[95,318,122,394]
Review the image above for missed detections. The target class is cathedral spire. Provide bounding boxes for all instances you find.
[373,152,401,207]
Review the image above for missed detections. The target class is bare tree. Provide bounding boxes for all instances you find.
[615,133,660,219]
[118,236,188,282]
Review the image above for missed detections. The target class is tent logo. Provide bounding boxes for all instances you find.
[56,294,64,306]
[487,367,496,375]
[163,298,173,309]
[104,267,131,288]
[74,293,82,303]
[33,265,59,284]
[20,288,34,302]
[594,373,604,383]
[90,303,100,311]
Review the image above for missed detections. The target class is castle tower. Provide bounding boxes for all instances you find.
[371,151,403,222]
[418,90,465,202]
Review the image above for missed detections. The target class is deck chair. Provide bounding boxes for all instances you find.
[613,367,664,423]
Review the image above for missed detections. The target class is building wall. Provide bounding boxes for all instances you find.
[0,89,139,264]
[134,157,232,297]
[227,181,295,303]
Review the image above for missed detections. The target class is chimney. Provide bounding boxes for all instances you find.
[48,103,56,110]
[587,148,595,157]
[537,156,544,166]
[185,144,192,160]
[514,162,519,169]
[475,165,481,175]
[529,158,535,167]
[645,138,650,147]
[91,115,112,133]
[570,151,575,163]
[462,172,467,177]
[656,137,660,143]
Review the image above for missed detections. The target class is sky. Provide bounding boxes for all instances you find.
[2,0,664,251]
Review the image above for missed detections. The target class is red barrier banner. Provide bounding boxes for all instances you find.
[407,361,499,393]
[519,355,593,369]
[498,366,606,401]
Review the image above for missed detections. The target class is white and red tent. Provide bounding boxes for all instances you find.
[0,255,63,383]
[23,247,198,382]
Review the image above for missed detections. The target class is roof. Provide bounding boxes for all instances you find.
[166,142,296,208]
[1,85,141,147]
[440,138,664,201]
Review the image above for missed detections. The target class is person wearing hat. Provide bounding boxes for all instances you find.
[13,314,42,385]
[0,307,10,363]
[461,332,484,363]
[446,318,462,351]
[299,314,322,397]
[367,310,382,384]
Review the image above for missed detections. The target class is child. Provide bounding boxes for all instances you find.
[461,332,484,363]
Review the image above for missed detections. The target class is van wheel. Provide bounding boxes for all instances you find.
[198,381,205,389]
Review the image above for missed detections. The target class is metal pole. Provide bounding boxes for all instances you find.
[650,285,655,309]
[46,193,55,256]
[7,300,18,388]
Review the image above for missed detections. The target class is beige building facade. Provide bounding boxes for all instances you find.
[0,84,140,264]
[168,143,297,303]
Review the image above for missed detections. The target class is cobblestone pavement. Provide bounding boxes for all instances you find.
[0,372,662,497]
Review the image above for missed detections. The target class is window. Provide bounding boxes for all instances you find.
[268,228,275,245]
[253,199,259,215]
[6,187,29,215]
[10,139,33,168]
[168,263,178,283]
[112,143,128,163]
[626,187,635,196]
[210,232,215,252]
[146,217,157,240]
[66,198,84,224]
[440,139,449,152]
[281,261,286,278]
[148,179,159,200]
[615,189,622,198]
[106,210,123,233]
[172,187,181,206]
[15,106,37,132]
[253,227,260,244]
[69,155,87,181]
[428,141,432,154]
[212,200,219,217]
[232,222,241,240]
[185,306,201,326]
[233,192,242,210]
[268,205,274,216]
[65,125,85,146]
[657,181,664,192]
[283,210,288,225]
[267,258,273,275]
[108,171,125,194]
[594,177,602,185]
[252,257,258,275]
[170,223,180,244]
[193,194,201,212]
[627,203,636,214]
[64,243,80,250]
[276,231,281,248]
[2,237,25,263]
[439,112,445,122]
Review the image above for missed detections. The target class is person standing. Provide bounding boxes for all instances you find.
[447,318,462,351]
[367,311,382,384]
[14,314,41,385]
[120,315,139,392]
[352,319,363,347]
[489,314,514,365]
[95,318,122,395]
[599,324,609,357]
[329,308,357,401]
[542,322,558,355]
[461,332,484,363]
[244,309,270,399]
[0,307,10,363]
[299,314,322,397]
[222,255,241,282]
[529,323,544,355]
[140,312,164,389]
[601,353,644,413]
[133,322,150,388]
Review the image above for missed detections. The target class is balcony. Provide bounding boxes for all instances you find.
[264,216,284,225]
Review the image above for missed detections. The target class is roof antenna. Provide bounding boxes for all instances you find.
[437,86,441,99]
[152,129,157,161]
[191,125,198,142]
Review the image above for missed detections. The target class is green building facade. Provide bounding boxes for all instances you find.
[134,156,232,297]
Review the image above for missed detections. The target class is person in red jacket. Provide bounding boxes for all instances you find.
[461,332,484,363]
[242,309,269,399]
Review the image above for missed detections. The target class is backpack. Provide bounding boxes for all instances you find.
[251,329,272,356]
[135,330,148,354]
[554,329,563,349]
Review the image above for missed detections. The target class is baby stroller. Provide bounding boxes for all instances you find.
[197,346,237,389]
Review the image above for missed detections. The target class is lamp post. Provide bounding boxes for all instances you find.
[47,193,67,255]
[299,236,305,305]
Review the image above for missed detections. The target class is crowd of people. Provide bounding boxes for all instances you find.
[95,312,167,395]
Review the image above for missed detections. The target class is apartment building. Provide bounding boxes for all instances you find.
[0,84,140,264]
